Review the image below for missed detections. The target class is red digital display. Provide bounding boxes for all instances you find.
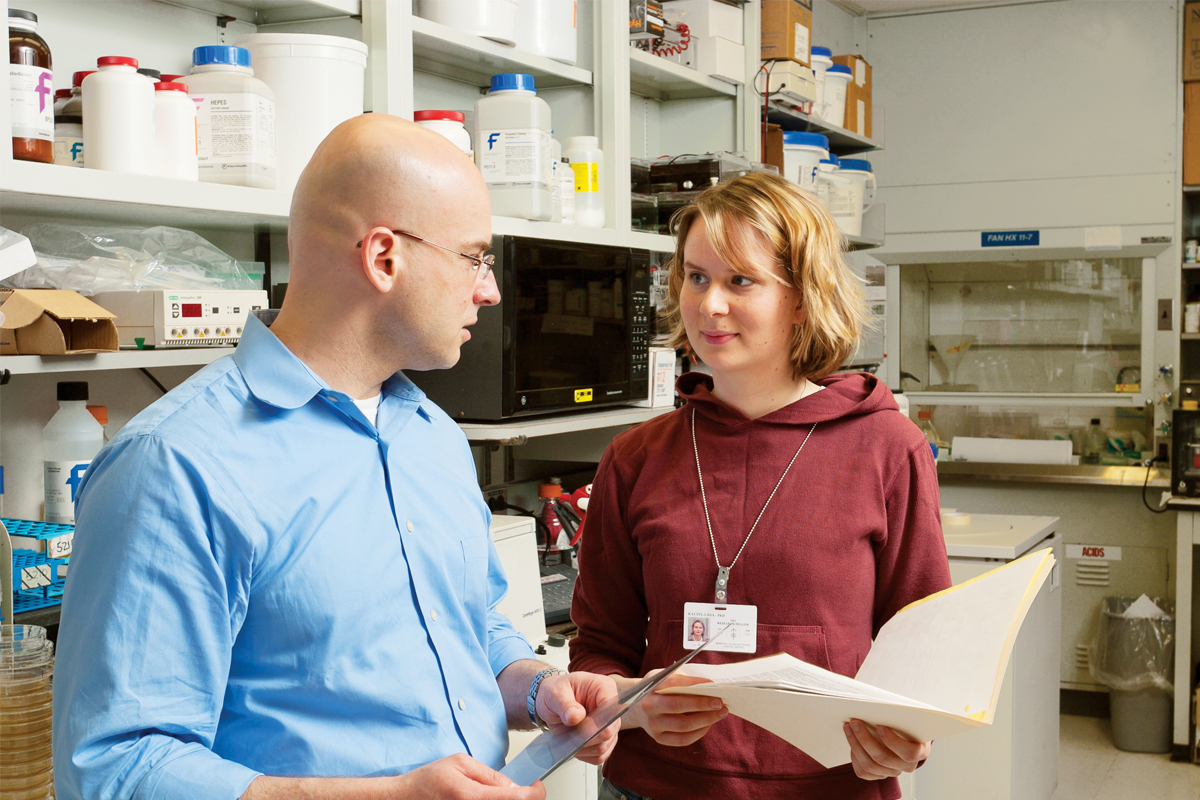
[182,303,202,318]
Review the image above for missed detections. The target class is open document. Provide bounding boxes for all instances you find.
[660,547,1056,769]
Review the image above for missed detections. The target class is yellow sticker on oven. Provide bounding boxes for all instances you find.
[575,388,593,403]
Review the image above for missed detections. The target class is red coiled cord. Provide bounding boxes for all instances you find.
[653,22,690,57]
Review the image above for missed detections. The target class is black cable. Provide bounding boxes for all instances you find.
[495,501,554,566]
[140,368,168,395]
[1143,460,1171,514]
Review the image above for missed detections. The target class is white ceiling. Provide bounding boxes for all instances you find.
[833,0,1058,17]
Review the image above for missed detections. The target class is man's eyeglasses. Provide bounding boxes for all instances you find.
[357,230,494,280]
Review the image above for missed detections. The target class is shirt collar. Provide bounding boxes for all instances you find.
[235,311,432,419]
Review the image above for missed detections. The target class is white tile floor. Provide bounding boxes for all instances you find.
[1053,715,1200,800]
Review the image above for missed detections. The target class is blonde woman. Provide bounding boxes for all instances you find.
[570,172,951,800]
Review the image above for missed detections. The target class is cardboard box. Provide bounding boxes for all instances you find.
[663,0,743,45]
[1187,83,1200,184]
[1187,3,1200,82]
[0,289,118,355]
[682,35,746,84]
[833,54,872,137]
[634,346,678,408]
[765,122,785,175]
[761,0,812,66]
[764,59,816,105]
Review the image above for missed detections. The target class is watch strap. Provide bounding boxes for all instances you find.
[526,667,565,730]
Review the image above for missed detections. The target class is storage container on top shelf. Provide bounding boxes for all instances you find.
[179,46,277,189]
[415,0,519,46]
[475,73,553,221]
[9,7,54,164]
[810,46,833,119]
[53,70,92,168]
[82,56,156,176]
[820,64,853,128]
[516,0,578,65]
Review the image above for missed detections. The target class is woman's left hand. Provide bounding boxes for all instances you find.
[843,719,931,780]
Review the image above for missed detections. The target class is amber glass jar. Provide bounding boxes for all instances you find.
[9,8,53,164]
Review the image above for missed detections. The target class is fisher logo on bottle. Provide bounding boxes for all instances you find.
[487,133,501,150]
[34,71,52,112]
[44,459,92,523]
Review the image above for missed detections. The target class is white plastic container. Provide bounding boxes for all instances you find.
[233,33,367,191]
[517,0,578,65]
[821,64,853,128]
[563,135,604,228]
[415,109,471,155]
[154,82,198,180]
[815,158,858,236]
[550,136,562,222]
[475,73,553,221]
[53,70,91,167]
[835,158,876,237]
[810,46,833,118]
[559,153,576,224]
[781,131,828,193]
[81,56,156,175]
[43,381,105,525]
[179,46,276,189]
[416,0,520,46]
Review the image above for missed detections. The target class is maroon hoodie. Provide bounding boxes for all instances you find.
[570,372,952,800]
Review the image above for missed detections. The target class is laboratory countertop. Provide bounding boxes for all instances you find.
[936,461,1169,489]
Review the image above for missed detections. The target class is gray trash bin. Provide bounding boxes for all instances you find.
[1088,596,1175,753]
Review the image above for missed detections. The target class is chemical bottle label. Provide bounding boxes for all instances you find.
[477,129,551,186]
[9,65,54,141]
[191,92,276,171]
[54,124,85,167]
[44,459,91,524]
[571,161,599,194]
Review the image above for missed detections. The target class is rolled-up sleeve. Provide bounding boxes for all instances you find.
[484,530,537,676]
[53,434,261,800]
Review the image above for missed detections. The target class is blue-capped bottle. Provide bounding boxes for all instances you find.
[179,45,276,188]
[474,73,553,221]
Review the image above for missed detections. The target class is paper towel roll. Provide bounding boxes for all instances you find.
[950,437,1074,465]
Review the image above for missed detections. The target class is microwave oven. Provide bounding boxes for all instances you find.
[409,235,654,421]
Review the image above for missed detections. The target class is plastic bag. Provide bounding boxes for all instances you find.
[3,223,257,294]
[1088,596,1174,693]
[0,226,36,283]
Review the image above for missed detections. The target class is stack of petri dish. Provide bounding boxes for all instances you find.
[1,625,55,800]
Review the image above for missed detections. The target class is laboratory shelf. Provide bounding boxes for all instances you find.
[629,48,737,102]
[904,391,1148,407]
[1183,334,1200,340]
[766,103,882,154]
[847,233,883,250]
[411,16,592,90]
[0,160,290,231]
[458,405,674,442]
[1,347,232,376]
[491,216,676,252]
[155,0,360,25]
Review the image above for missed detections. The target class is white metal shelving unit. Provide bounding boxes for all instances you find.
[459,406,672,442]
[2,348,232,376]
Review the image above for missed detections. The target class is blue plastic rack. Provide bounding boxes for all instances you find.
[3,518,73,619]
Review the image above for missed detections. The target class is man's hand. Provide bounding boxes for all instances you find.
[534,671,621,765]
[395,754,547,800]
[613,671,728,747]
[843,719,931,781]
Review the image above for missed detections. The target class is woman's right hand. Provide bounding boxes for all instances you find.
[613,671,729,747]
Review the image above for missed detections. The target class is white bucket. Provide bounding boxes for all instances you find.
[233,33,368,192]
[810,46,832,117]
[836,158,876,237]
[416,0,520,46]
[820,64,852,128]
[517,0,578,65]
[781,131,829,193]
[815,159,858,235]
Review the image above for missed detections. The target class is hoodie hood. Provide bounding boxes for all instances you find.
[677,371,898,426]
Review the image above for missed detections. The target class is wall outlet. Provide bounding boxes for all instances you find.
[1158,298,1173,331]
[485,488,508,512]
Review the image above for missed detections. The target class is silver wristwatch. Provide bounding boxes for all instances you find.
[526,667,565,730]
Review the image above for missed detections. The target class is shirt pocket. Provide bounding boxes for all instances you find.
[460,537,491,612]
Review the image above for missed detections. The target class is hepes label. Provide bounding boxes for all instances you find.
[10,64,54,141]
[1066,544,1122,561]
[192,92,276,172]
[478,129,551,186]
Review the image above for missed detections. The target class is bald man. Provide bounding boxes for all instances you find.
[53,115,619,800]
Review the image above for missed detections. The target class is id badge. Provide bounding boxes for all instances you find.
[682,602,757,653]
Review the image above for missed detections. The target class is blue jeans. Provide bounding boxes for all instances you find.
[599,778,655,800]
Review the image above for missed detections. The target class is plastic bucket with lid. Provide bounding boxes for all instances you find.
[837,158,875,236]
[781,131,829,193]
[820,64,853,128]
[815,158,858,235]
[810,46,833,117]
[233,33,368,191]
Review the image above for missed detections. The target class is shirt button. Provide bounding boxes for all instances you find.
[431,609,438,622]
[407,520,414,531]
[458,698,466,710]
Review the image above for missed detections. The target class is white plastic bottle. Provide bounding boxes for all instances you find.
[154,82,198,180]
[559,154,576,224]
[43,381,105,525]
[53,70,92,167]
[550,136,562,223]
[810,46,833,118]
[516,0,578,66]
[414,109,472,156]
[81,56,156,175]
[475,73,553,221]
[180,46,276,189]
[564,135,604,228]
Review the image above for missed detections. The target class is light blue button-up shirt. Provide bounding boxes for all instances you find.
[53,314,535,800]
